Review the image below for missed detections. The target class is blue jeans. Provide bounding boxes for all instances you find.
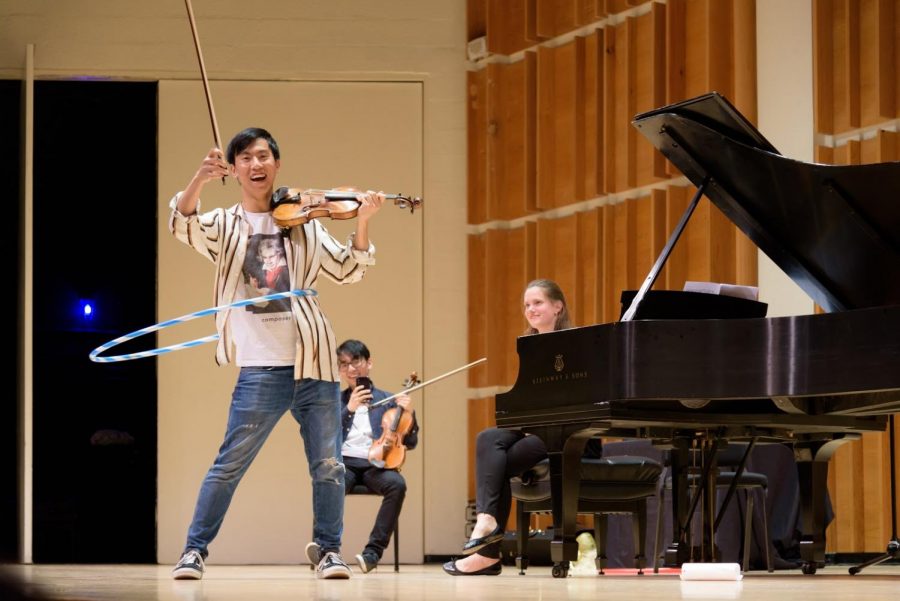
[184,367,344,557]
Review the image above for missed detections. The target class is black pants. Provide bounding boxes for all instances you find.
[343,456,407,560]
[474,428,548,558]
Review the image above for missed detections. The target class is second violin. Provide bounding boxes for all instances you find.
[272,187,422,228]
[367,372,420,470]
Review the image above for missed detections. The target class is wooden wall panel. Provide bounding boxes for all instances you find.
[488,54,537,221]
[602,24,618,193]
[536,40,584,209]
[607,200,638,320]
[860,0,896,125]
[684,198,712,282]
[734,229,758,287]
[706,0,734,96]
[502,225,538,383]
[666,0,687,103]
[708,202,736,284]
[663,185,691,291]
[633,192,666,288]
[610,17,637,192]
[467,396,495,499]
[467,69,488,225]
[683,0,710,98]
[486,0,530,55]
[835,0,862,131]
[814,0,836,133]
[484,230,511,385]
[862,129,900,163]
[600,204,618,323]
[633,4,668,186]
[577,209,605,325]
[831,440,865,550]
[536,0,579,39]
[582,30,606,199]
[536,214,580,318]
[467,0,487,41]
[468,234,488,387]
[733,0,757,114]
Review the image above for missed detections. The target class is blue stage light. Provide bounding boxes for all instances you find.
[79,299,95,321]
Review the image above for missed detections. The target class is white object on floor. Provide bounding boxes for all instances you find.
[679,562,743,581]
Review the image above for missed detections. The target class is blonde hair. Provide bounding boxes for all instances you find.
[523,279,572,334]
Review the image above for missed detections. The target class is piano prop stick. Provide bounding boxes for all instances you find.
[680,562,743,581]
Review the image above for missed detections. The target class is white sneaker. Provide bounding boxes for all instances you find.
[172,549,204,580]
[305,541,322,570]
[316,551,352,579]
[355,552,378,574]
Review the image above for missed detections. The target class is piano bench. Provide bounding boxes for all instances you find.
[510,455,663,575]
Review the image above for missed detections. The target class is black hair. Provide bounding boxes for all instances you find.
[225,127,280,164]
[336,339,370,360]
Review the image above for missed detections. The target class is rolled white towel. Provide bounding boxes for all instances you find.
[679,562,743,581]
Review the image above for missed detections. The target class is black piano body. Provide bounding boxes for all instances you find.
[495,92,900,576]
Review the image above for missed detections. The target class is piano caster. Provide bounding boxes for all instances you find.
[801,561,819,575]
[551,562,569,578]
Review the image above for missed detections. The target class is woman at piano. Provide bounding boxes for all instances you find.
[443,279,602,576]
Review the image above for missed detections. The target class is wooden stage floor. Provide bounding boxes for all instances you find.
[4,563,899,601]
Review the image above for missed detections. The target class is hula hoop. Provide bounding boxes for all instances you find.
[89,288,317,363]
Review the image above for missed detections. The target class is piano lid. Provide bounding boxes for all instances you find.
[632,92,900,313]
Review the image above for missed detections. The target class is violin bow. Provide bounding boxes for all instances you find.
[369,358,487,408]
[184,0,226,184]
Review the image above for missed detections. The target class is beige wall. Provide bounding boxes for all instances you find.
[756,0,817,317]
[4,0,468,561]
[158,80,424,564]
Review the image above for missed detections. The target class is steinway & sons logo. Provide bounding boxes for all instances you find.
[531,353,589,385]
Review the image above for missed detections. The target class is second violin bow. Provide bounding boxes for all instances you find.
[369,358,487,408]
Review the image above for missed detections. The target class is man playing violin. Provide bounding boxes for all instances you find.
[168,127,386,580]
[305,339,419,574]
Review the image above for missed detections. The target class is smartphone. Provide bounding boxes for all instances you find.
[356,376,373,391]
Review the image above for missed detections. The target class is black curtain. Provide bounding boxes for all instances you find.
[31,81,158,563]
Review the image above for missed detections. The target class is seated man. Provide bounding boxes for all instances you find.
[307,339,419,573]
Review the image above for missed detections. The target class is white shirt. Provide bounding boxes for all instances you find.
[342,405,374,459]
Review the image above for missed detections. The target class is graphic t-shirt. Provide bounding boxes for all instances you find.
[229,211,297,366]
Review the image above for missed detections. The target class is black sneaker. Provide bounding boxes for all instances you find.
[355,552,378,574]
[172,549,204,580]
[305,541,322,569]
[316,551,352,579]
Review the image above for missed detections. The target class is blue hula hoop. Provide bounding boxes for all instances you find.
[89,288,318,363]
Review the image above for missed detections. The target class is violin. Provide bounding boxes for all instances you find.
[272,187,422,228]
[368,372,420,470]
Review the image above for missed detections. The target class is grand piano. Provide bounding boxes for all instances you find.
[495,92,900,577]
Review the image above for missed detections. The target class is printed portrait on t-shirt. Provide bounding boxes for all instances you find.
[242,234,291,313]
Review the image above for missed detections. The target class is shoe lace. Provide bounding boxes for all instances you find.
[320,552,347,569]
[180,550,203,566]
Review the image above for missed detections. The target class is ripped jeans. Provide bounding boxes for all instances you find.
[184,367,344,556]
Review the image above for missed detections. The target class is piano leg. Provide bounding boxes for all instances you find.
[794,436,858,575]
[665,437,693,566]
[531,426,595,578]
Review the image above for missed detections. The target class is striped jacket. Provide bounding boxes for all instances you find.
[168,195,375,381]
